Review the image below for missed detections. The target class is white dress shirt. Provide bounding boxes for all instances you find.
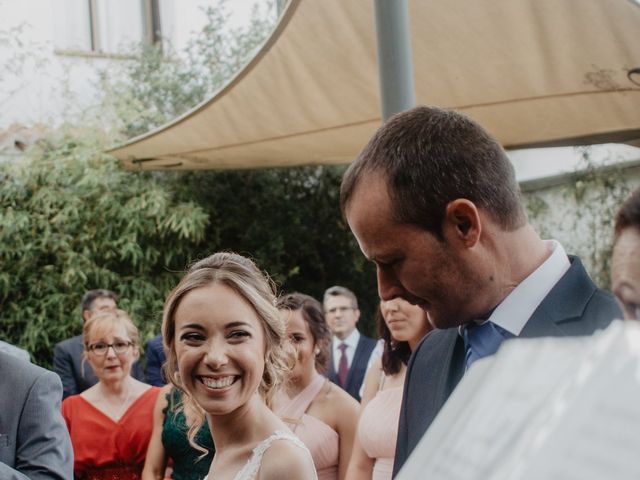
[332,328,361,371]
[489,239,571,336]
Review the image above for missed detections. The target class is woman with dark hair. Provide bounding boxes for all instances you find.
[275,293,359,480]
[612,187,640,320]
[346,298,431,480]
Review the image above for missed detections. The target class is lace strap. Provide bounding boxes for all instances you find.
[233,430,315,480]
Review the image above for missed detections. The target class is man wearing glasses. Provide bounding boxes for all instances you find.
[323,285,377,401]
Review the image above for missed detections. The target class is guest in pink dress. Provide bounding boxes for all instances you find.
[275,293,359,480]
[346,298,432,480]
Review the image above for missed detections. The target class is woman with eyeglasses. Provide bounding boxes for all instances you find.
[62,309,160,480]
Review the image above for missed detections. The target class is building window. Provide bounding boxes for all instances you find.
[53,0,161,56]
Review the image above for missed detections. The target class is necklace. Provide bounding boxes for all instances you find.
[98,381,134,421]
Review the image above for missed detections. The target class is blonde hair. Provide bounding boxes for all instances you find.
[162,252,290,451]
[83,309,140,348]
[81,310,139,381]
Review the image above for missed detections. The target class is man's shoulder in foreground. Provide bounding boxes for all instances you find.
[0,352,74,480]
[0,340,30,362]
[0,350,49,384]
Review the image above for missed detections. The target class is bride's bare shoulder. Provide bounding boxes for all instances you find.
[260,438,316,480]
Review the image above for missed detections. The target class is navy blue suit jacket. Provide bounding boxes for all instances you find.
[328,333,377,401]
[144,334,166,387]
[392,256,621,477]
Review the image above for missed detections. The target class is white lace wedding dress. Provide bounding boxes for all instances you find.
[204,430,318,480]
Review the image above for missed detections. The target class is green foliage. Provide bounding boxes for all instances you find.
[95,0,381,326]
[523,147,635,289]
[0,131,208,365]
[563,149,633,288]
[164,167,379,332]
[0,0,383,369]
[97,0,276,139]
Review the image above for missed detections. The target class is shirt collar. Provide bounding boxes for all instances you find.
[489,239,570,336]
[334,328,360,350]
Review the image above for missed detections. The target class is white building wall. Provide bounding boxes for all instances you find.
[0,0,266,129]
[520,155,640,288]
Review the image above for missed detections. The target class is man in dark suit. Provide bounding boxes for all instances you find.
[144,334,166,386]
[323,285,377,401]
[340,106,620,476]
[0,351,73,479]
[53,289,144,398]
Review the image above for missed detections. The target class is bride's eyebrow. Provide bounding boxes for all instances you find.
[224,321,255,330]
[179,323,206,331]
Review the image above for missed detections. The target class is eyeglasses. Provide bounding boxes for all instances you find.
[88,341,133,355]
[326,306,355,314]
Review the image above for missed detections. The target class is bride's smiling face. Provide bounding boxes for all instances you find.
[174,283,266,416]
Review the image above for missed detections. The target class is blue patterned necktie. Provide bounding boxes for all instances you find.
[462,321,509,369]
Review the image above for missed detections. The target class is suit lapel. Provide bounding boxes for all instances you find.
[405,327,465,447]
[345,336,367,391]
[327,348,338,384]
[520,256,595,338]
[430,329,465,409]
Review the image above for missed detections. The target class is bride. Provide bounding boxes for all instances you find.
[161,252,318,480]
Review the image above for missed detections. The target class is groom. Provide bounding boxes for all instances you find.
[340,106,620,475]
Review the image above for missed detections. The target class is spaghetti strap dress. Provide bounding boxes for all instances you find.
[275,374,339,480]
[357,385,403,480]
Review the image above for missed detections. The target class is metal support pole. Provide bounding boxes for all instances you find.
[276,0,287,17]
[373,0,416,122]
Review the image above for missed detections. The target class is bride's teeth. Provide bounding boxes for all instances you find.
[202,376,234,388]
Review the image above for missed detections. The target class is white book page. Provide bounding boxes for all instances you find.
[397,321,640,480]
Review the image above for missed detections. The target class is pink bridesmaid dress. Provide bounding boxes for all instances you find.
[276,374,339,480]
[357,385,403,480]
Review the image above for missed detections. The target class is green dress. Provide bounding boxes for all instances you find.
[162,388,215,480]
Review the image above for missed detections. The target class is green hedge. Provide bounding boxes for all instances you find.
[0,133,378,367]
